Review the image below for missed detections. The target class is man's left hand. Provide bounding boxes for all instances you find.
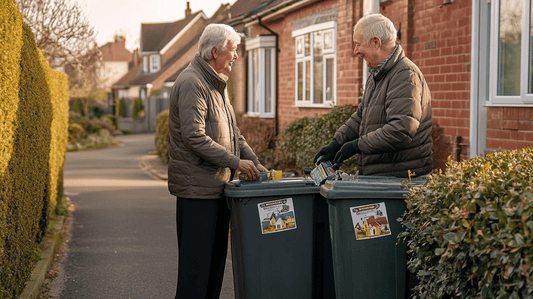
[334,139,360,165]
[256,164,268,172]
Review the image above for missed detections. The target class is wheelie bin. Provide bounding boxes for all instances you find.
[225,178,336,299]
[320,176,426,299]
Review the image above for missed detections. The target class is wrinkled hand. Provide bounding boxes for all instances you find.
[237,160,260,180]
[313,140,341,164]
[334,139,359,165]
[256,164,268,172]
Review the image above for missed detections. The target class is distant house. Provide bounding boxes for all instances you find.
[98,36,132,104]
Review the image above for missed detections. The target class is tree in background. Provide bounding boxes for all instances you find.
[16,0,107,116]
[16,0,96,70]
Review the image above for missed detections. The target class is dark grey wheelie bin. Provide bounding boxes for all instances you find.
[225,178,336,299]
[320,176,425,299]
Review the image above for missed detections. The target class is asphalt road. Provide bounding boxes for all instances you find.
[56,133,235,299]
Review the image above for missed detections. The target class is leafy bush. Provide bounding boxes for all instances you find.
[278,105,358,173]
[67,116,117,151]
[117,98,126,117]
[399,147,533,298]
[132,98,145,120]
[155,110,169,165]
[235,114,277,168]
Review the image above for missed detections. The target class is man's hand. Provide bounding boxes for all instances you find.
[334,139,359,165]
[256,164,268,172]
[236,160,260,180]
[313,140,341,164]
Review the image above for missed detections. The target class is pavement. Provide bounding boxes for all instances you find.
[21,152,169,298]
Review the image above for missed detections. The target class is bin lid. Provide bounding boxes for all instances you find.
[320,176,427,199]
[225,178,320,198]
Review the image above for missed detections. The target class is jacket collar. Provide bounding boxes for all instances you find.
[191,54,227,94]
[370,44,404,81]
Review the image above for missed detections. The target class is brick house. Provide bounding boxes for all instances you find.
[98,36,132,105]
[236,0,532,167]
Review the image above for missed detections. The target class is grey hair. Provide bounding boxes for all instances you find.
[353,14,397,47]
[198,24,241,60]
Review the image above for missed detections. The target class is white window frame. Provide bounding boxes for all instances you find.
[142,56,148,73]
[246,35,276,118]
[150,55,160,73]
[488,0,533,106]
[292,21,337,108]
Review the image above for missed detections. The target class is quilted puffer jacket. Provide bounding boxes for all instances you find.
[167,54,259,198]
[334,45,433,177]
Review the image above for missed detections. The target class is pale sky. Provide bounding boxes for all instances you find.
[77,0,237,51]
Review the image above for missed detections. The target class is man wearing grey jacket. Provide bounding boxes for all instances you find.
[168,24,267,298]
[314,13,433,177]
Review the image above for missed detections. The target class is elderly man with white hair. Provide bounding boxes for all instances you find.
[314,13,433,178]
[167,23,267,298]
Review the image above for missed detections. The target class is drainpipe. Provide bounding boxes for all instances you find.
[257,16,280,136]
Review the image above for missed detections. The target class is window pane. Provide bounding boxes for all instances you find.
[297,38,303,56]
[304,33,311,57]
[324,31,333,50]
[265,49,272,113]
[305,60,311,102]
[314,31,323,104]
[497,0,522,96]
[252,49,260,112]
[326,58,334,102]
[297,62,303,101]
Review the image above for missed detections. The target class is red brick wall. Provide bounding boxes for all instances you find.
[247,0,362,130]
[384,0,473,160]
[487,107,533,151]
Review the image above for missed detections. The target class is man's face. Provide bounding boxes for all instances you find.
[353,29,378,68]
[213,40,238,74]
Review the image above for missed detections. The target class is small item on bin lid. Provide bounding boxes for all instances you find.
[239,170,282,181]
[310,161,336,186]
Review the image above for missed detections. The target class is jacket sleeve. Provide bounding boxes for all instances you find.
[235,125,261,166]
[358,67,423,154]
[333,105,362,145]
[178,76,241,170]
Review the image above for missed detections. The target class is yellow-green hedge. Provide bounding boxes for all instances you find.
[0,0,69,297]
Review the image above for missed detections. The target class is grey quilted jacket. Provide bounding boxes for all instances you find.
[167,54,259,198]
[334,45,433,177]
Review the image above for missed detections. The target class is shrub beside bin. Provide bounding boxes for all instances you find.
[320,176,425,299]
[225,178,335,299]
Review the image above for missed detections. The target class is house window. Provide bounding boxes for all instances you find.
[150,55,160,73]
[143,56,148,73]
[246,35,276,118]
[489,0,533,105]
[293,22,336,107]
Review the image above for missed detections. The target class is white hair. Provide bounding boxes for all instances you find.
[353,14,397,47]
[198,24,241,60]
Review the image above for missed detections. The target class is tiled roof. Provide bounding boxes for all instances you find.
[141,11,201,52]
[99,41,131,62]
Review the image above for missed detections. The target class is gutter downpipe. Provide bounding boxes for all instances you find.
[257,16,280,136]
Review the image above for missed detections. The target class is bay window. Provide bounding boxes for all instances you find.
[246,35,276,118]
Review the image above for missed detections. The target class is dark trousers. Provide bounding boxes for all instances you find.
[175,197,231,299]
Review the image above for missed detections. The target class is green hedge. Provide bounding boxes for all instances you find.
[0,1,69,297]
[155,110,169,165]
[279,105,358,173]
[400,147,533,298]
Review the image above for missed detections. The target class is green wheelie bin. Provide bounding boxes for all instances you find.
[225,178,336,299]
[320,176,425,299]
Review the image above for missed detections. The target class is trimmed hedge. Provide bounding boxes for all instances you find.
[0,1,69,297]
[400,147,533,298]
[279,105,358,173]
[155,110,169,165]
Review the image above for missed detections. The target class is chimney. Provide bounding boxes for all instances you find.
[132,49,139,69]
[185,2,191,16]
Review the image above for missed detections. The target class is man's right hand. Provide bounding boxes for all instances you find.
[313,139,341,164]
[236,160,260,180]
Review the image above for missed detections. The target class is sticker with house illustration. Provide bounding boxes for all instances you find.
[350,202,391,240]
[258,198,297,234]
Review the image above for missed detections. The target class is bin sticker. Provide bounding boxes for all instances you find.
[258,198,297,234]
[350,202,391,240]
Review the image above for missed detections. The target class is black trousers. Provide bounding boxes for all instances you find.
[175,197,231,299]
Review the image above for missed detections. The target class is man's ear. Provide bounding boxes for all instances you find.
[211,47,218,59]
